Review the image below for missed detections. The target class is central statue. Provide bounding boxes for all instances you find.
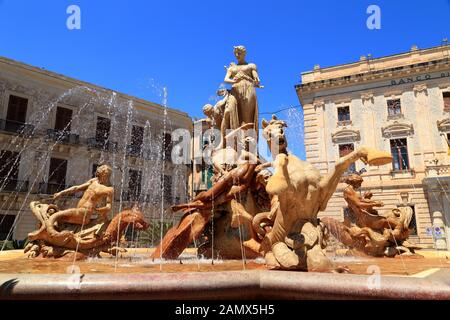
[153,46,401,272]
[223,45,261,135]
[203,46,261,145]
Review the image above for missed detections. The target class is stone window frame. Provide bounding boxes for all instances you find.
[442,89,450,113]
[50,103,76,133]
[385,136,415,178]
[93,112,112,139]
[381,121,415,139]
[384,93,404,121]
[1,89,33,123]
[128,120,146,148]
[336,105,351,126]
[337,142,357,173]
[331,128,361,144]
[333,99,351,113]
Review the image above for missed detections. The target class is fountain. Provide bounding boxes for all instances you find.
[0,46,449,300]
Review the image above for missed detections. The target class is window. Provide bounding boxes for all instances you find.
[0,151,20,191]
[5,95,28,132]
[337,106,351,123]
[55,107,73,132]
[162,174,173,203]
[47,158,67,194]
[390,138,410,171]
[163,132,172,160]
[95,117,111,144]
[443,92,450,112]
[0,215,15,240]
[6,95,28,124]
[339,143,356,173]
[129,125,144,155]
[128,169,142,201]
[387,99,402,117]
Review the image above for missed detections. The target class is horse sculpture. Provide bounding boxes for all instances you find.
[258,115,393,271]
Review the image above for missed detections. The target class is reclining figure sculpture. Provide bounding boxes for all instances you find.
[321,174,422,257]
[257,115,394,271]
[25,164,149,260]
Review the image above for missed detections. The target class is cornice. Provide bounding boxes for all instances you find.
[296,58,450,93]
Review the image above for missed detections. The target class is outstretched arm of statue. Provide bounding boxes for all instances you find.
[344,188,383,210]
[53,180,93,199]
[255,162,272,172]
[252,68,261,87]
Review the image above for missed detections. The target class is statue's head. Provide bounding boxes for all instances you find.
[261,114,288,153]
[342,173,363,189]
[233,45,247,63]
[216,88,228,96]
[202,104,214,117]
[96,164,112,183]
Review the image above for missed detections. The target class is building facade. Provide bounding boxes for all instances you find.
[0,56,192,241]
[296,44,450,249]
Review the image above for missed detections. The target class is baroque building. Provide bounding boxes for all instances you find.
[0,56,192,241]
[296,44,450,249]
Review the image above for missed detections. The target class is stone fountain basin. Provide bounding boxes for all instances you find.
[0,249,449,300]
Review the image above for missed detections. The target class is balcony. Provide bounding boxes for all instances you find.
[387,113,404,121]
[38,182,67,195]
[126,144,142,157]
[390,168,416,179]
[46,129,80,145]
[0,178,29,192]
[337,120,352,127]
[0,119,34,136]
[87,138,118,152]
[425,164,450,177]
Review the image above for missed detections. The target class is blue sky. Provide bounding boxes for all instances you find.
[0,0,449,158]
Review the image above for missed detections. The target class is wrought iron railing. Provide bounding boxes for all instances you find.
[0,178,29,192]
[0,119,34,136]
[46,129,80,145]
[126,144,142,157]
[87,138,118,152]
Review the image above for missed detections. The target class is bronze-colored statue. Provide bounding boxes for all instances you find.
[321,174,422,257]
[152,128,270,260]
[25,164,149,260]
[47,165,114,239]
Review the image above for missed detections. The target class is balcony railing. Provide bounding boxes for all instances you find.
[87,138,118,152]
[126,144,142,157]
[46,129,80,145]
[425,165,450,177]
[38,182,67,195]
[0,178,29,192]
[387,113,404,121]
[0,119,34,136]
